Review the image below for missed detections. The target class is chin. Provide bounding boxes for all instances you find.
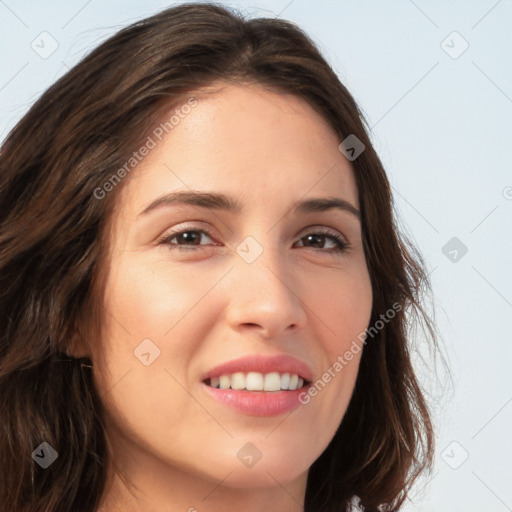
[221,465,308,489]
[205,452,311,489]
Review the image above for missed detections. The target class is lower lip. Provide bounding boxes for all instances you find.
[201,383,308,417]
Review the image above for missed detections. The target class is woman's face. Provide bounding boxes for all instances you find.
[92,82,372,493]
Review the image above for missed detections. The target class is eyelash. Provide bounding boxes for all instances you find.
[157,226,350,255]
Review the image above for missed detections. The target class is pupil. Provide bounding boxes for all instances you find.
[180,232,199,245]
[307,234,323,248]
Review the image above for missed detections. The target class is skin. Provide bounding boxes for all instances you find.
[82,82,373,512]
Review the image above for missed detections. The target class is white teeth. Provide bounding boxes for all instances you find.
[219,375,230,390]
[231,372,245,390]
[246,372,263,390]
[207,371,306,391]
[263,372,281,391]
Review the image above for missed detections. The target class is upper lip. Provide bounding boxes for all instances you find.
[202,354,313,383]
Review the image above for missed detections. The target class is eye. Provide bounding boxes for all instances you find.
[158,227,216,251]
[158,226,350,254]
[294,230,349,253]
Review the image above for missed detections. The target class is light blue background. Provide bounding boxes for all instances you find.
[1,1,511,510]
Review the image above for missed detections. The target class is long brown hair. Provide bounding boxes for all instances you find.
[0,3,445,511]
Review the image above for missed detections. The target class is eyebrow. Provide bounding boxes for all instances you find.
[138,191,360,220]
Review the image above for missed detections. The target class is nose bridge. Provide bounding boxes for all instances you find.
[237,226,291,290]
[243,242,288,295]
[225,231,307,334]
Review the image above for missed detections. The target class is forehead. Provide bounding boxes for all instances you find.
[116,82,359,216]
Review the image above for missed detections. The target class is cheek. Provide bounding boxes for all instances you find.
[291,260,371,438]
[308,260,373,352]
[101,254,206,340]
[93,255,205,400]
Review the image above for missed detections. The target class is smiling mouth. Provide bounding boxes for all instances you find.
[204,371,310,392]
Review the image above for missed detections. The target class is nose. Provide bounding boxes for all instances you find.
[224,244,308,339]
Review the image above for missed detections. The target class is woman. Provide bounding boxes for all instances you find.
[0,3,440,511]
